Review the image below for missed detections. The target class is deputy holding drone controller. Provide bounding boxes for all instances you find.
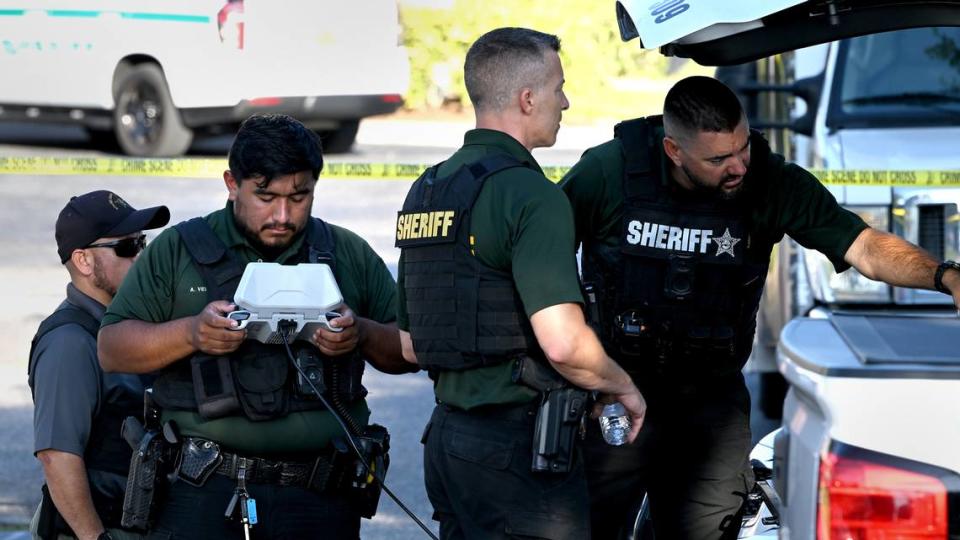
[98,114,414,540]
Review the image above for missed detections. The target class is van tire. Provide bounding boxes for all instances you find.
[112,63,192,157]
[317,119,359,154]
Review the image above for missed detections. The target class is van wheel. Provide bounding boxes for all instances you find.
[316,119,359,154]
[113,63,193,157]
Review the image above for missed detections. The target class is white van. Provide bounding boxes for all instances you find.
[0,0,410,156]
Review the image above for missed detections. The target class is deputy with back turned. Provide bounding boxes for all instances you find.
[395,27,647,540]
[30,190,169,540]
[561,75,960,539]
[98,114,414,540]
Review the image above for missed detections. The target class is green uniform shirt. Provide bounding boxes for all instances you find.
[103,203,398,455]
[560,135,868,273]
[397,129,584,410]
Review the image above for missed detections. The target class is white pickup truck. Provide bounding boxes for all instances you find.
[0,0,410,156]
[721,25,960,419]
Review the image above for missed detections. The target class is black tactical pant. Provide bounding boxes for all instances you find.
[423,403,591,540]
[146,473,362,540]
[584,373,753,540]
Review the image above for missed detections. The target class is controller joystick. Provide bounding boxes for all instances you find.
[227,310,252,330]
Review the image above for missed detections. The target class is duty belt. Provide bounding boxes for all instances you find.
[438,400,538,423]
[214,448,336,491]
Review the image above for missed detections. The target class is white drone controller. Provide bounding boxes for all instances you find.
[225,262,344,345]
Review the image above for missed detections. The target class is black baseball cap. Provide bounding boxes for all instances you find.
[55,190,170,263]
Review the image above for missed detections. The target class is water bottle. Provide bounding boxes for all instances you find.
[599,402,631,446]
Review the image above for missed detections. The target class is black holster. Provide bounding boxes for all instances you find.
[120,414,173,531]
[531,387,588,474]
[511,356,588,474]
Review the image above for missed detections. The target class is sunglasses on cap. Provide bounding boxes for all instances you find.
[86,234,147,258]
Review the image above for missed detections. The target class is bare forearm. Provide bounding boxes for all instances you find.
[98,318,195,373]
[37,451,104,540]
[546,324,634,394]
[359,319,418,374]
[531,304,634,395]
[846,228,938,288]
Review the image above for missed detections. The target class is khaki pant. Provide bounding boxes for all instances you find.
[30,503,145,540]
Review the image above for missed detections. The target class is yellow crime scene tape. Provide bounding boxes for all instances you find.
[1,156,959,186]
[810,169,960,187]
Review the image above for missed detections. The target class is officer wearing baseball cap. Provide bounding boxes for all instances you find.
[29,190,169,540]
[54,190,170,264]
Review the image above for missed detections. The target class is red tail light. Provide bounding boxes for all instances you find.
[818,449,948,539]
[217,0,244,50]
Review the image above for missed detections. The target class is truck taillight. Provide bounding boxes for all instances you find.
[818,449,948,539]
[217,0,244,50]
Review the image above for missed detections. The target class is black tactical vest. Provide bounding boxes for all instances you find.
[28,304,142,526]
[151,217,366,422]
[396,154,541,371]
[582,117,770,376]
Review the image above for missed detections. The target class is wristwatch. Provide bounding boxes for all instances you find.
[934,260,960,295]
[97,532,114,540]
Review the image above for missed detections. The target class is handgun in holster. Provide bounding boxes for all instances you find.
[512,356,589,474]
[119,390,177,531]
[531,386,588,473]
[119,416,163,531]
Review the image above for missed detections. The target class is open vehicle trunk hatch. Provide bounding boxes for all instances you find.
[616,0,960,65]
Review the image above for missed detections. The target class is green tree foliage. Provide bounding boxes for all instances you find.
[401,0,673,121]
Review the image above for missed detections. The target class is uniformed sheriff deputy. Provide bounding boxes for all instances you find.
[396,27,647,540]
[561,75,960,540]
[98,114,414,540]
[30,190,169,540]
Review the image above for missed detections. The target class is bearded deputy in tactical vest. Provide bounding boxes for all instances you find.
[561,75,960,540]
[30,190,169,540]
[395,27,647,539]
[98,114,414,540]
